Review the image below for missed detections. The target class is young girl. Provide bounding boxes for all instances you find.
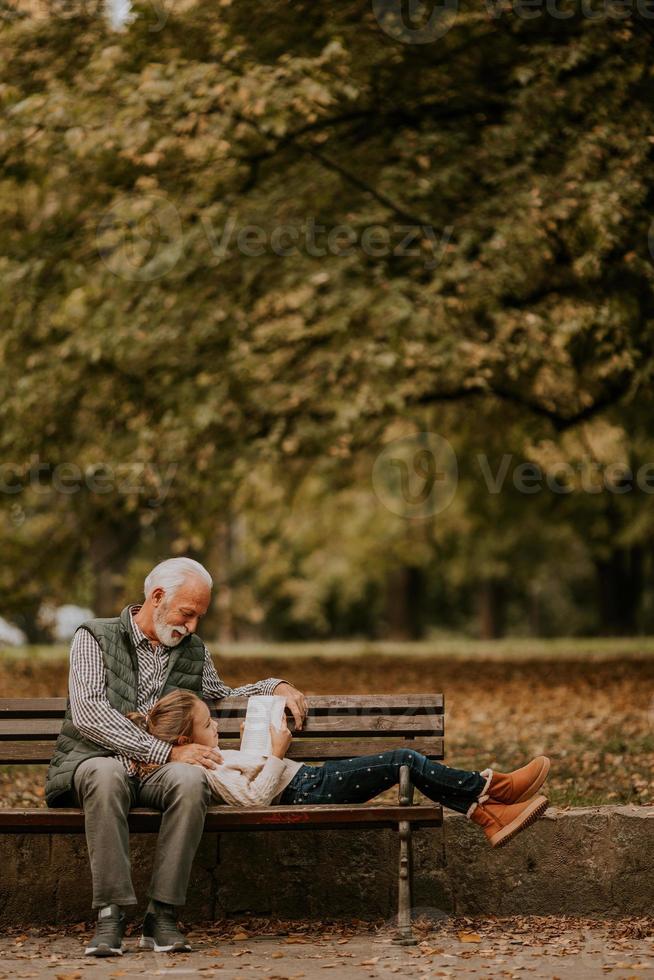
[128,690,550,848]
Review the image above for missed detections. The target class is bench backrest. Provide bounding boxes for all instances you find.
[0,695,444,765]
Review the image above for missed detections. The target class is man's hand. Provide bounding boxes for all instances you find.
[273,682,309,731]
[169,743,224,769]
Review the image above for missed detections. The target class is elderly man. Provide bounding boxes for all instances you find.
[45,557,308,957]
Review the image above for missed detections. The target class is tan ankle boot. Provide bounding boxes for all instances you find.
[470,795,549,848]
[487,756,550,804]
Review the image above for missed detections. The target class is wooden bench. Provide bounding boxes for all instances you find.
[0,694,444,943]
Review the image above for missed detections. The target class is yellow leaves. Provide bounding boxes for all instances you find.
[319,39,348,62]
[282,437,300,455]
[60,288,89,325]
[183,138,215,163]
[138,76,175,102]
[175,113,199,135]
[64,127,86,152]
[141,152,163,168]
[458,931,482,943]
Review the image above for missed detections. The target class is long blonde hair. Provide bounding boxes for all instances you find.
[126,689,201,744]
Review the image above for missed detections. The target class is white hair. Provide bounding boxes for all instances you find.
[144,557,213,599]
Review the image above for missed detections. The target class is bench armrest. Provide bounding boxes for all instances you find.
[398,764,415,806]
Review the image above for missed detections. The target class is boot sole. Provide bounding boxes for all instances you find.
[139,936,192,953]
[514,756,551,804]
[84,944,124,956]
[489,795,549,848]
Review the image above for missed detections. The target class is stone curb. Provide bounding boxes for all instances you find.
[1,806,652,924]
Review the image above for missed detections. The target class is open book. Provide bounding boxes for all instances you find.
[239,695,287,756]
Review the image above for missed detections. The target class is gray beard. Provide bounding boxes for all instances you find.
[153,607,187,647]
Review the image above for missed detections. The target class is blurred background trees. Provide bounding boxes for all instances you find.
[1,0,654,641]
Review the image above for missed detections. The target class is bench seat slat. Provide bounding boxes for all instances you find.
[223,695,444,710]
[0,736,445,765]
[0,804,443,834]
[0,695,444,716]
[0,715,443,739]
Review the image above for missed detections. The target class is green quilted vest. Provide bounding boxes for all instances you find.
[45,604,205,807]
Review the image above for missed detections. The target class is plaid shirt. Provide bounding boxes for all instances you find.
[68,605,286,776]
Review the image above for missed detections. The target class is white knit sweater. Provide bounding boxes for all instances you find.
[204,749,303,807]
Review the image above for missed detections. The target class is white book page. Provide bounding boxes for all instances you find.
[239,695,287,756]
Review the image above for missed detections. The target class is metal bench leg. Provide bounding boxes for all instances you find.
[394,818,417,945]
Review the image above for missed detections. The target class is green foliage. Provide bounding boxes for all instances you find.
[1,1,654,634]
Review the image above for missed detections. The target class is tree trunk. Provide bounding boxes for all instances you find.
[383,566,425,640]
[477,578,507,640]
[89,521,140,617]
[202,520,239,643]
[594,544,643,636]
[14,598,52,644]
[528,589,541,636]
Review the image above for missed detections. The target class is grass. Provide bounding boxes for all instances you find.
[4,635,654,662]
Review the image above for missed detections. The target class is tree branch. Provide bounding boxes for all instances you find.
[412,373,634,432]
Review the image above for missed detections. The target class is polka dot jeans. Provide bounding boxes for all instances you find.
[277,749,487,814]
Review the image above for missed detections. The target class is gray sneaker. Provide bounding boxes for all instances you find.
[139,910,191,953]
[85,904,125,956]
